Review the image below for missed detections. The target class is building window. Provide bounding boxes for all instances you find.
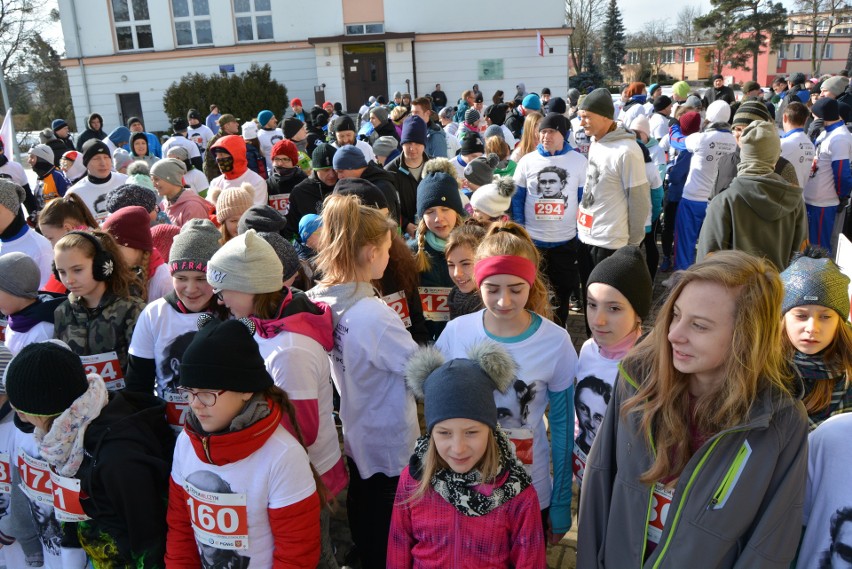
[345,23,385,35]
[823,43,833,59]
[661,49,675,64]
[112,0,153,51]
[173,0,212,46]
[684,48,694,62]
[793,43,802,59]
[234,0,273,42]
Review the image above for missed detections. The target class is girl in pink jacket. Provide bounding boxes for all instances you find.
[388,342,546,569]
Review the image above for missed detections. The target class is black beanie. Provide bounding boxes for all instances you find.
[460,133,485,156]
[283,118,304,140]
[587,245,653,319]
[548,97,568,115]
[172,117,189,132]
[6,342,89,416]
[180,318,273,392]
[539,113,569,138]
[484,103,508,125]
[334,177,389,210]
[332,115,356,134]
[653,95,673,113]
[82,139,111,167]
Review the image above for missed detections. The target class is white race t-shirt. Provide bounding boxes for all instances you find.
[208,170,269,208]
[187,124,214,155]
[170,425,316,568]
[162,136,201,160]
[803,124,852,207]
[147,263,173,303]
[780,130,816,189]
[183,168,210,196]
[682,129,737,202]
[5,322,53,356]
[436,310,578,509]
[67,173,129,223]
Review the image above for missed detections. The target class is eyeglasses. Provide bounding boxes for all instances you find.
[177,388,226,407]
[272,157,293,165]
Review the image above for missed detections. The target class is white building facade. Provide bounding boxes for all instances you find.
[58,0,572,132]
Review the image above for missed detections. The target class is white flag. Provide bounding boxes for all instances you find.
[0,108,12,162]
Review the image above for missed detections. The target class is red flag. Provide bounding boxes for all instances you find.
[537,31,544,57]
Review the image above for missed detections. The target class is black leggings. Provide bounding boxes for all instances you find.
[346,457,399,569]
[661,200,679,258]
[643,219,660,280]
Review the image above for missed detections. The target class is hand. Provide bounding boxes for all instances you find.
[549,531,567,545]
[406,222,418,237]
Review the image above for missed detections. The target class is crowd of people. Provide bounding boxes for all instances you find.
[0,70,848,568]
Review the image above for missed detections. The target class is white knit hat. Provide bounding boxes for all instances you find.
[242,121,259,140]
[706,100,732,124]
[206,229,283,294]
[470,177,515,218]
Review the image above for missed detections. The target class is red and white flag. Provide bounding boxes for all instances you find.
[537,31,544,57]
[0,108,13,162]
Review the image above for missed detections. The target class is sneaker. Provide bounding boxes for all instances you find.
[569,296,582,312]
[659,256,672,272]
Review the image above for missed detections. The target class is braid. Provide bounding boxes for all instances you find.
[136,250,152,303]
[415,219,432,272]
[264,386,329,506]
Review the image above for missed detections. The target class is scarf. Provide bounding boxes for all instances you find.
[410,427,531,517]
[36,374,108,477]
[448,287,484,319]
[599,327,642,360]
[792,350,845,382]
[424,231,447,252]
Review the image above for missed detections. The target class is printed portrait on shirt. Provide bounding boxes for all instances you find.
[530,166,570,205]
[821,506,852,569]
[574,376,612,455]
[161,331,197,392]
[186,470,251,569]
[495,379,545,429]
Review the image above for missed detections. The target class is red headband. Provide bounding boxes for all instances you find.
[474,255,537,287]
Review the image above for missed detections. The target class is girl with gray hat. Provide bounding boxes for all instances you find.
[780,249,852,430]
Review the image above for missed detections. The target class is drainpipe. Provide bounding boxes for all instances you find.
[411,37,418,96]
[69,0,92,118]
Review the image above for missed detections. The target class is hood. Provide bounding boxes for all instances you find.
[86,113,105,132]
[108,126,131,146]
[210,135,248,179]
[705,121,731,133]
[306,282,376,328]
[249,288,335,351]
[84,390,175,462]
[732,174,804,222]
[597,126,639,144]
[184,399,281,466]
[7,292,67,333]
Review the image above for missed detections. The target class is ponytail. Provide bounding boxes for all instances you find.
[39,193,99,230]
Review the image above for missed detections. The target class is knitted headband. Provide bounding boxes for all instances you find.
[474,255,536,288]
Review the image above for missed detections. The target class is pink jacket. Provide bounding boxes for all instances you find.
[387,465,546,569]
[164,190,210,227]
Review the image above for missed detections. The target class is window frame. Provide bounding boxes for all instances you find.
[345,22,385,36]
[233,0,274,43]
[684,48,695,63]
[112,0,154,52]
[172,0,213,48]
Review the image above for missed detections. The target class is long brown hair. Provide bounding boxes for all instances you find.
[54,230,140,301]
[39,193,99,230]
[252,289,286,320]
[412,429,501,501]
[374,234,419,296]
[621,251,791,484]
[782,318,852,414]
[316,194,397,285]
[514,111,543,157]
[474,221,554,321]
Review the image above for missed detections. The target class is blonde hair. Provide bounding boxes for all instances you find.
[316,194,397,284]
[621,250,792,483]
[415,215,463,273]
[135,250,151,302]
[412,430,501,501]
[474,221,554,321]
[782,318,852,414]
[445,224,486,258]
[515,111,543,157]
[485,136,511,161]
[54,230,139,301]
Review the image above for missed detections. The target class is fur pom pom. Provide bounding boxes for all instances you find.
[791,244,829,263]
[466,341,517,393]
[405,346,445,399]
[484,152,500,169]
[496,176,516,198]
[126,161,150,176]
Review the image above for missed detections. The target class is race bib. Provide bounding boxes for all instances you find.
[163,389,191,432]
[51,472,90,522]
[504,428,534,475]
[419,287,451,322]
[81,352,125,391]
[382,291,411,327]
[268,194,290,215]
[0,452,11,494]
[534,198,565,221]
[577,208,594,235]
[185,481,249,551]
[647,482,674,545]
[18,451,52,504]
[572,446,587,483]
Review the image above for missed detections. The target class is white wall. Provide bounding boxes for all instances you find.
[314,44,346,106]
[386,40,415,97]
[59,0,114,58]
[66,49,318,133]
[385,0,565,34]
[413,35,571,102]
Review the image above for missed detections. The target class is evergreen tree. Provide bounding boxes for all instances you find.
[601,0,627,82]
[18,34,74,131]
[695,0,789,81]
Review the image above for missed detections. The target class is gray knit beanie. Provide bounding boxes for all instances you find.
[781,253,850,319]
[169,219,221,274]
[372,136,398,158]
[207,229,283,294]
[257,231,300,281]
[0,252,40,299]
[237,205,286,235]
[463,153,499,186]
[578,88,615,120]
[0,180,24,215]
[738,121,780,176]
[151,158,187,188]
[822,76,849,97]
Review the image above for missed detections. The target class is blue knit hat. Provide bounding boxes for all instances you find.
[416,172,464,218]
[781,253,850,319]
[401,116,427,146]
[257,110,274,127]
[522,94,542,111]
[332,145,367,170]
[51,119,68,132]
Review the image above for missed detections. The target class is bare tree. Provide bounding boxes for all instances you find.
[793,0,852,76]
[627,19,676,84]
[566,0,607,73]
[673,5,705,43]
[0,0,48,78]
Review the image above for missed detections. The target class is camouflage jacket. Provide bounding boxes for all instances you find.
[54,292,145,376]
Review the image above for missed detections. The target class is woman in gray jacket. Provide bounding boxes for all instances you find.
[578,250,808,568]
